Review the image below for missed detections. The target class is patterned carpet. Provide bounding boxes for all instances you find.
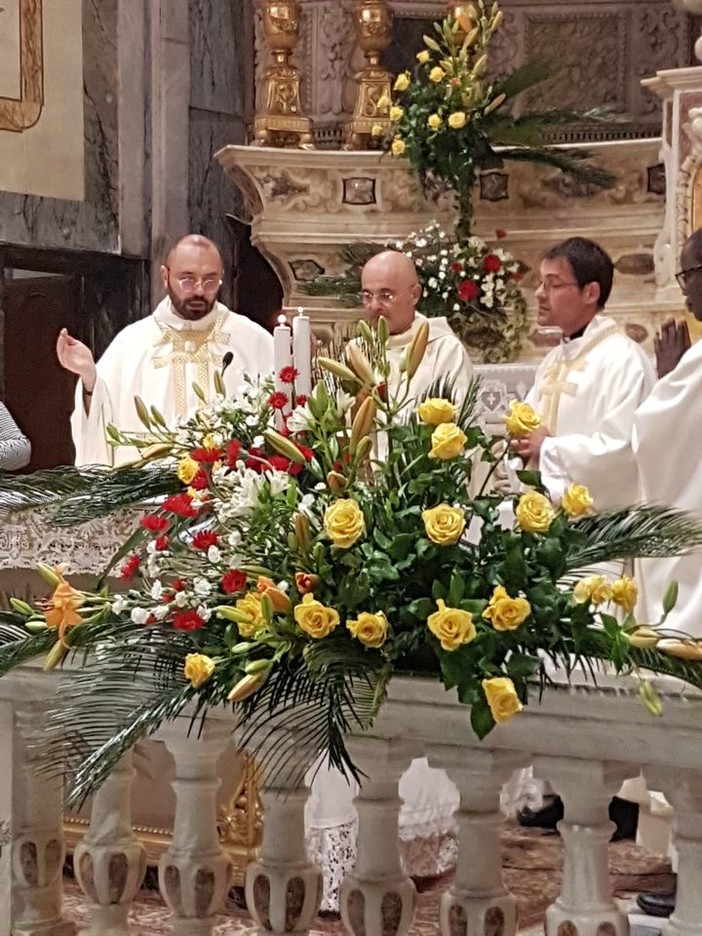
[62,821,674,934]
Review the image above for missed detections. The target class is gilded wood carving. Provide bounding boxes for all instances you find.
[0,0,44,133]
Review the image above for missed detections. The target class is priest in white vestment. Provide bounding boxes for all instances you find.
[56,235,274,466]
[307,249,473,911]
[512,237,655,507]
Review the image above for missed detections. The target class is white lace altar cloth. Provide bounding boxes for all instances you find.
[0,510,141,574]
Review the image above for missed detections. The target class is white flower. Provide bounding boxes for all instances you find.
[196,604,212,622]
[131,607,150,625]
[152,605,170,621]
[111,595,126,615]
[193,577,212,597]
[245,414,259,427]
[253,434,266,449]
[287,403,315,433]
[150,580,164,601]
[228,530,242,547]
[335,389,356,418]
[175,591,189,607]
[207,545,221,563]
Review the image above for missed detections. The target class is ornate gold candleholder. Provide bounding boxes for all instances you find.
[254,0,314,149]
[345,0,393,150]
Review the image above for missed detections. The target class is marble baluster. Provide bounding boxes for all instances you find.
[645,766,702,936]
[245,733,322,936]
[428,747,526,936]
[339,738,417,936]
[157,719,234,936]
[534,756,635,936]
[11,701,76,936]
[73,752,146,935]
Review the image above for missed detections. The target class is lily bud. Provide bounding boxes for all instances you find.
[662,580,679,615]
[407,320,430,379]
[25,620,49,633]
[657,638,702,661]
[627,626,660,649]
[263,430,307,464]
[473,54,488,77]
[215,606,257,625]
[294,513,311,552]
[317,357,361,386]
[134,396,152,430]
[350,396,377,455]
[227,671,269,702]
[327,471,348,495]
[10,598,35,616]
[492,10,504,30]
[308,381,331,420]
[244,658,273,676]
[192,382,207,403]
[213,370,226,397]
[483,93,506,116]
[376,315,389,345]
[354,436,373,462]
[346,343,375,386]
[43,639,69,672]
[638,680,663,717]
[356,319,374,344]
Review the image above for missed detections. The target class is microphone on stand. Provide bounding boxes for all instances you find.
[214,351,235,398]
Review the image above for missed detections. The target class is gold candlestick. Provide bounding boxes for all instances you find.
[345,0,393,150]
[254,0,314,148]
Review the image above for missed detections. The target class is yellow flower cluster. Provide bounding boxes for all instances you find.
[423,504,465,545]
[429,423,467,459]
[561,484,593,518]
[515,491,555,533]
[573,574,638,612]
[235,592,266,637]
[177,457,200,485]
[417,398,457,425]
[184,652,215,688]
[482,677,522,723]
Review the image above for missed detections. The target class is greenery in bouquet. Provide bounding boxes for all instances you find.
[2,322,702,802]
[386,1,615,239]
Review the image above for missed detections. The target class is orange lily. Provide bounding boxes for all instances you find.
[44,578,85,645]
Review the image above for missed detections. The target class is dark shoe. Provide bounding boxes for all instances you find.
[518,794,564,830]
[636,888,676,918]
[609,795,639,841]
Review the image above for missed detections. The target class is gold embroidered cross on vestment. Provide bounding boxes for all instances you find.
[153,314,231,417]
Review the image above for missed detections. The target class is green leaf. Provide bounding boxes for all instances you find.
[506,653,541,680]
[470,699,496,739]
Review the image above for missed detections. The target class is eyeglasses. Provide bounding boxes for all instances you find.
[536,280,580,294]
[167,270,223,293]
[357,285,416,305]
[675,264,702,288]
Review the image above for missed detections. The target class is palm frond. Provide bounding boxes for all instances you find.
[492,57,554,101]
[0,626,55,675]
[497,146,617,190]
[566,506,702,569]
[0,465,178,527]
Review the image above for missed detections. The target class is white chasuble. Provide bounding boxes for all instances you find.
[526,314,655,509]
[633,340,702,636]
[71,299,274,467]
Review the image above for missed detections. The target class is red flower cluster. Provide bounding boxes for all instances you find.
[189,469,209,491]
[120,554,140,581]
[155,535,170,551]
[222,569,247,594]
[163,493,198,518]
[172,610,205,632]
[483,254,502,274]
[141,515,169,533]
[226,439,242,467]
[192,531,219,551]
[458,280,480,302]
[191,447,222,463]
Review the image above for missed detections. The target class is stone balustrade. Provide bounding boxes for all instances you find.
[1,663,702,935]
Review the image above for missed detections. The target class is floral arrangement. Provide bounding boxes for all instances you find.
[385,1,614,239]
[2,326,702,802]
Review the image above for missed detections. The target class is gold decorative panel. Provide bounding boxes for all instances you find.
[0,0,44,133]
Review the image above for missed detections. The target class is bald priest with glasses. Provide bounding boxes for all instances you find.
[57,235,274,467]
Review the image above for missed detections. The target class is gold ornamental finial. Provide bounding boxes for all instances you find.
[253,0,314,148]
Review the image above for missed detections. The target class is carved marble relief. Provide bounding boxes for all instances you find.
[0,0,44,133]
[254,0,692,148]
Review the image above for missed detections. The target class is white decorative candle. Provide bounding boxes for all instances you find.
[273,313,293,427]
[291,306,312,400]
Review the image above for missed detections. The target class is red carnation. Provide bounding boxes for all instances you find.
[483,254,502,274]
[192,530,219,551]
[458,279,480,302]
[451,261,464,273]
[267,454,292,473]
[191,447,223,463]
[120,554,141,581]
[269,391,290,411]
[163,493,197,518]
[172,578,187,592]
[189,469,209,491]
[495,228,507,240]
[155,535,170,551]
[172,610,205,632]
[141,515,170,533]
[226,439,242,467]
[222,569,247,594]
[295,394,308,407]
[279,365,298,384]
[296,444,314,462]
[245,447,267,473]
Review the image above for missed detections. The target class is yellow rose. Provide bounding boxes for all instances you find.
[294,593,340,639]
[427,113,442,130]
[515,491,555,533]
[177,457,199,484]
[390,105,404,122]
[448,111,467,129]
[429,422,467,460]
[572,575,613,607]
[504,400,541,438]
[561,483,594,518]
[235,591,266,637]
[391,137,406,157]
[483,585,531,632]
[370,123,383,137]
[324,498,365,548]
[346,611,388,648]
[394,72,410,92]
[427,599,476,651]
[610,575,638,613]
[429,66,445,83]
[422,504,466,545]
[417,398,456,426]
[417,50,431,64]
[184,653,216,688]
[482,677,523,724]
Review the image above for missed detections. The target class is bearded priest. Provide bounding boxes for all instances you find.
[56,234,274,467]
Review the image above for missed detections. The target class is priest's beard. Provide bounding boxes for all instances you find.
[168,288,218,322]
